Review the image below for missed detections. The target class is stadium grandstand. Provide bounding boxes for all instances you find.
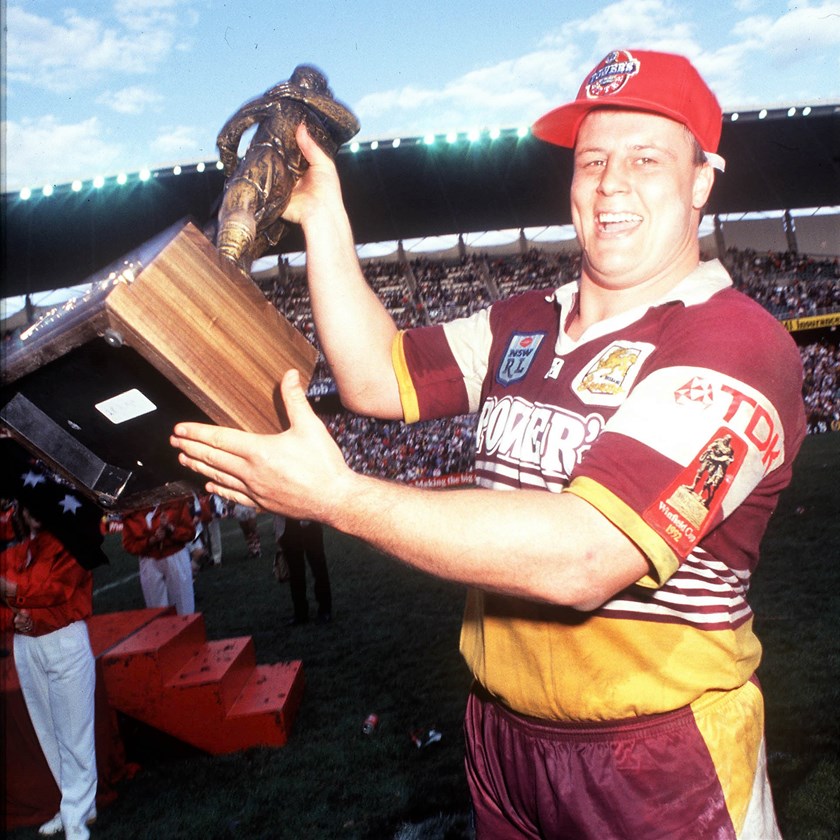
[2,105,839,481]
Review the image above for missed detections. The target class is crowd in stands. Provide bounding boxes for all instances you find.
[723,248,840,319]
[410,254,493,322]
[324,413,477,482]
[2,246,835,486]
[800,340,840,434]
[259,246,838,482]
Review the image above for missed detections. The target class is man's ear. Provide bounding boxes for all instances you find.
[692,162,715,211]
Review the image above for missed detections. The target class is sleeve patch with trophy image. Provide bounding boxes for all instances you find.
[643,427,747,558]
[572,340,655,406]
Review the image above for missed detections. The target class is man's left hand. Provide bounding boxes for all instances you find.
[170,369,354,525]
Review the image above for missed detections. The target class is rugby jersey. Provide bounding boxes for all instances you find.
[393,260,806,721]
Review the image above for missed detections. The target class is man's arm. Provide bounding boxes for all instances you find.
[171,370,648,611]
[281,124,403,418]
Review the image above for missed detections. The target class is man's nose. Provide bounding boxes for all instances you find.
[597,159,629,195]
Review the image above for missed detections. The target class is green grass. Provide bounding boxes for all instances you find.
[8,432,838,839]
[752,432,840,839]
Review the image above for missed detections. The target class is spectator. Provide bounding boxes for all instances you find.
[274,516,332,625]
[0,440,106,840]
[121,498,196,615]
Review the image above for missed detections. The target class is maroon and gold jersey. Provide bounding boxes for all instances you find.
[393,260,806,721]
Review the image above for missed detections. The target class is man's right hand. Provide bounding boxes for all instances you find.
[280,123,345,229]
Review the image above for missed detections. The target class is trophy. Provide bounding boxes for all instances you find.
[0,66,360,511]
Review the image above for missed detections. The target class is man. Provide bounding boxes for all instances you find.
[274,516,332,625]
[172,50,806,838]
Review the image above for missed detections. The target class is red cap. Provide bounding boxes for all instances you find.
[532,49,725,170]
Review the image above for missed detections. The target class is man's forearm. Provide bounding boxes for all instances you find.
[328,473,649,611]
[302,203,403,418]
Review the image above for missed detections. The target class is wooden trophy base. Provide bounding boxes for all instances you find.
[1,219,317,511]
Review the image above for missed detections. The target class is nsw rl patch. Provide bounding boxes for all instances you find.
[497,332,545,386]
[643,427,747,558]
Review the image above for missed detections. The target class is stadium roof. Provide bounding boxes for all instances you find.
[3,104,839,298]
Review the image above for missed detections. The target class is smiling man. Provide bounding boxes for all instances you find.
[172,50,806,838]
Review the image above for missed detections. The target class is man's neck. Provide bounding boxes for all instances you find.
[569,256,701,340]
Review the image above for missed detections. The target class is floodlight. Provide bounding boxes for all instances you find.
[173,165,182,175]
[117,173,128,185]
[19,188,32,200]
[43,184,54,197]
[139,169,151,182]
[196,162,205,172]
[72,180,83,192]
[93,176,105,188]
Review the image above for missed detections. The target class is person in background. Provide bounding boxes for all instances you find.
[231,502,262,559]
[172,50,806,838]
[0,439,107,839]
[120,498,196,616]
[203,493,227,567]
[274,516,332,625]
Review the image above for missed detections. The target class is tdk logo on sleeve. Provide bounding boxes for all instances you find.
[497,332,545,386]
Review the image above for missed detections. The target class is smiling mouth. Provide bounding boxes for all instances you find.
[597,212,642,232]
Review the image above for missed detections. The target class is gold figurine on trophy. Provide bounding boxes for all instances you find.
[215,65,360,272]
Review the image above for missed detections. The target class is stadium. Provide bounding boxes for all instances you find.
[2,101,839,839]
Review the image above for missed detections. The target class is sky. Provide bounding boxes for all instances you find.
[3,0,840,194]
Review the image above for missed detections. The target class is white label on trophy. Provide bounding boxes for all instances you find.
[95,389,157,424]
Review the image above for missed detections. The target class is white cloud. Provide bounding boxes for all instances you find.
[4,2,196,93]
[356,0,840,140]
[538,0,699,64]
[698,1,840,107]
[4,116,125,189]
[149,124,206,159]
[733,1,840,61]
[113,0,200,31]
[355,0,701,137]
[356,49,582,137]
[98,85,165,115]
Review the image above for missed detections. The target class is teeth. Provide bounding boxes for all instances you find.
[599,212,641,224]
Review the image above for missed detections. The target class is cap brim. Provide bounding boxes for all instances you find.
[533,97,702,148]
[531,101,595,148]
[532,98,725,171]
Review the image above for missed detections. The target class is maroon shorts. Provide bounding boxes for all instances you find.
[464,682,778,839]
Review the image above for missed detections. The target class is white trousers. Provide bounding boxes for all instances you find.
[206,517,223,564]
[14,620,97,839]
[139,546,195,615]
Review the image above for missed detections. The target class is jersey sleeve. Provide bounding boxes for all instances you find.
[567,292,806,585]
[393,307,493,423]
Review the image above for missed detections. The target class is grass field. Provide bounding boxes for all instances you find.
[8,432,838,839]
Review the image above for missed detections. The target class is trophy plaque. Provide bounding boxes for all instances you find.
[1,219,318,511]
